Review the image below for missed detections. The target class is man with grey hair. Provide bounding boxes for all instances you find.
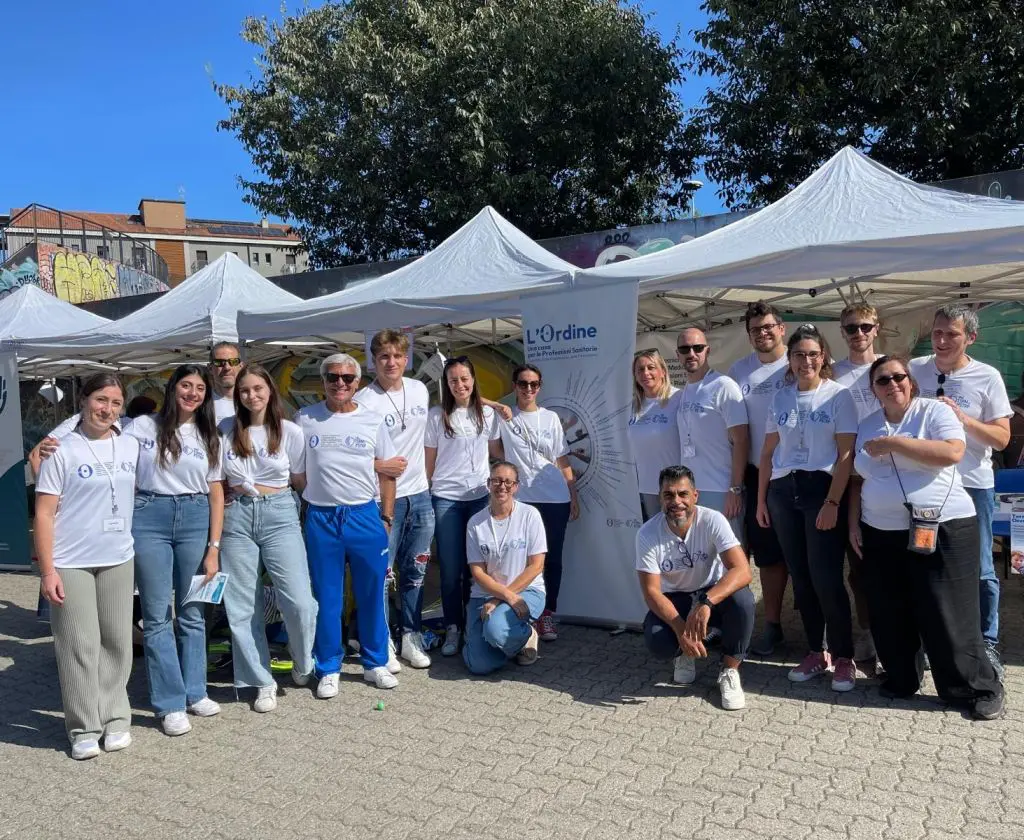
[293,352,399,697]
[209,341,242,423]
[910,304,1012,679]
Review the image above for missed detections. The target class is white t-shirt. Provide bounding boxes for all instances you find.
[49,413,122,440]
[498,408,571,504]
[424,405,500,501]
[294,401,396,507]
[833,359,881,422]
[628,388,682,495]
[124,414,223,495]
[766,380,858,479]
[354,378,430,498]
[213,395,236,424]
[635,507,739,594]
[221,420,306,493]
[676,372,748,492]
[909,356,1013,489]
[854,399,976,530]
[466,502,547,599]
[728,352,789,466]
[36,431,140,569]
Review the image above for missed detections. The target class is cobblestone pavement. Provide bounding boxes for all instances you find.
[0,570,1021,840]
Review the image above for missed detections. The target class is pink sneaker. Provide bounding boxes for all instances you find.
[788,651,831,683]
[536,610,558,641]
[831,657,857,692]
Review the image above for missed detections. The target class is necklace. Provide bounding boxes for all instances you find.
[488,501,516,558]
[380,379,407,431]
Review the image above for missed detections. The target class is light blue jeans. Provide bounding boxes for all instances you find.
[132,492,210,717]
[388,490,436,633]
[463,588,546,675]
[699,490,744,542]
[221,492,318,688]
[965,486,999,646]
[432,494,488,629]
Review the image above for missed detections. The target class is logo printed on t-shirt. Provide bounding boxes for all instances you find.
[140,438,156,451]
[77,464,94,479]
[344,435,371,450]
[309,435,320,449]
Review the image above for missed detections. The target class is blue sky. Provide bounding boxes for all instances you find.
[1,1,719,224]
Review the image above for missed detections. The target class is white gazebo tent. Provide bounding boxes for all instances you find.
[16,253,305,371]
[578,146,1024,333]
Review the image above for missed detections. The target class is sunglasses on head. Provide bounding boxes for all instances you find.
[842,323,876,336]
[516,380,541,390]
[936,372,946,397]
[211,357,241,368]
[444,355,471,369]
[676,344,707,355]
[323,372,358,385]
[874,373,909,387]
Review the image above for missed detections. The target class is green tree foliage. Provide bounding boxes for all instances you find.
[217,0,692,266]
[689,0,1024,209]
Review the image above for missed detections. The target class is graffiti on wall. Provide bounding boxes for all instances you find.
[0,257,48,300]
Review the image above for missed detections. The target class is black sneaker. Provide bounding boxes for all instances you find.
[749,622,784,657]
[985,644,1005,683]
[971,690,1005,721]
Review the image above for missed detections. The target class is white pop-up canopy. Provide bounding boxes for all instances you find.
[580,146,1024,330]
[238,206,578,343]
[16,253,304,369]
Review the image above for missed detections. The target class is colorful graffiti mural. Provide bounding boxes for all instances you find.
[0,243,167,304]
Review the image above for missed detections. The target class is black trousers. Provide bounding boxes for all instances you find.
[861,518,1001,700]
[767,470,853,659]
[644,587,755,661]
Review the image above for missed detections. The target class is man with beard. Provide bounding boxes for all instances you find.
[636,466,755,711]
[209,342,242,423]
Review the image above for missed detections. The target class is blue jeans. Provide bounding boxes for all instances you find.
[305,501,389,674]
[463,588,546,675]
[388,490,436,633]
[221,492,318,688]
[132,492,211,717]
[432,495,488,629]
[965,486,999,645]
[532,502,570,612]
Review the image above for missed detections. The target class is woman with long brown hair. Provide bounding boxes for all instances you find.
[219,364,317,712]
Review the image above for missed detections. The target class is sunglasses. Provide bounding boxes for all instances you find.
[444,355,471,370]
[515,380,541,390]
[936,372,946,397]
[842,323,876,336]
[676,344,707,355]
[874,373,909,387]
[323,372,358,385]
[488,478,518,488]
[211,358,241,368]
[748,323,780,336]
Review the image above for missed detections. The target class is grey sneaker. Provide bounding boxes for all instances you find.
[750,622,784,657]
[985,643,1005,683]
[673,654,697,685]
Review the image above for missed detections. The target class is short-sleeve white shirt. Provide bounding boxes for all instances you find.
[854,399,976,530]
[728,352,789,466]
[628,388,682,495]
[635,507,739,594]
[213,395,236,424]
[221,420,306,492]
[466,502,547,598]
[498,407,571,503]
[909,355,1013,489]
[124,414,223,494]
[354,378,430,498]
[424,405,500,501]
[765,380,858,479]
[676,371,748,492]
[35,431,140,569]
[49,413,121,440]
[833,359,881,422]
[294,401,396,506]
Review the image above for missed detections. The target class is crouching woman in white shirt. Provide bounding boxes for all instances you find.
[849,356,1003,719]
[35,374,140,760]
[219,364,318,713]
[463,461,548,675]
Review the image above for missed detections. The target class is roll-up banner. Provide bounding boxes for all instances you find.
[0,352,31,570]
[521,283,646,626]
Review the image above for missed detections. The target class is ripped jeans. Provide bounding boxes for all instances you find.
[388,490,436,634]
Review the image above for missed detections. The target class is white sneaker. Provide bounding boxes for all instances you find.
[71,739,101,760]
[187,697,221,717]
[441,625,460,657]
[103,731,132,752]
[363,666,399,689]
[401,632,432,668]
[386,638,402,674]
[673,655,696,685]
[718,667,746,711]
[316,673,340,699]
[161,711,192,737]
[291,668,311,687]
[254,685,278,713]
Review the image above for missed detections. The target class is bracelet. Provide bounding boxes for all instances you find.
[824,498,840,507]
[40,572,57,578]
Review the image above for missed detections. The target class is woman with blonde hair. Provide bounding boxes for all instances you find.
[628,349,681,521]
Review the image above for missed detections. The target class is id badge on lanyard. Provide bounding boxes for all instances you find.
[906,504,940,555]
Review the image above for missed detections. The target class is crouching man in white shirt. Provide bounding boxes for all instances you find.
[636,465,755,711]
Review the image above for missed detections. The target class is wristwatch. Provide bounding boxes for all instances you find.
[728,485,743,496]
[697,591,713,610]
[380,513,394,526]
[207,540,221,550]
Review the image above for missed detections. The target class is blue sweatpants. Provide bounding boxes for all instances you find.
[305,501,390,675]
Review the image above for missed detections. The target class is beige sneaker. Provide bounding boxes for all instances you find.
[516,626,540,665]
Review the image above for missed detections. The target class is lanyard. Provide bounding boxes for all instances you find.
[679,381,695,443]
[488,502,516,559]
[452,409,479,474]
[381,381,407,431]
[794,389,814,446]
[78,430,119,515]
[515,409,545,469]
